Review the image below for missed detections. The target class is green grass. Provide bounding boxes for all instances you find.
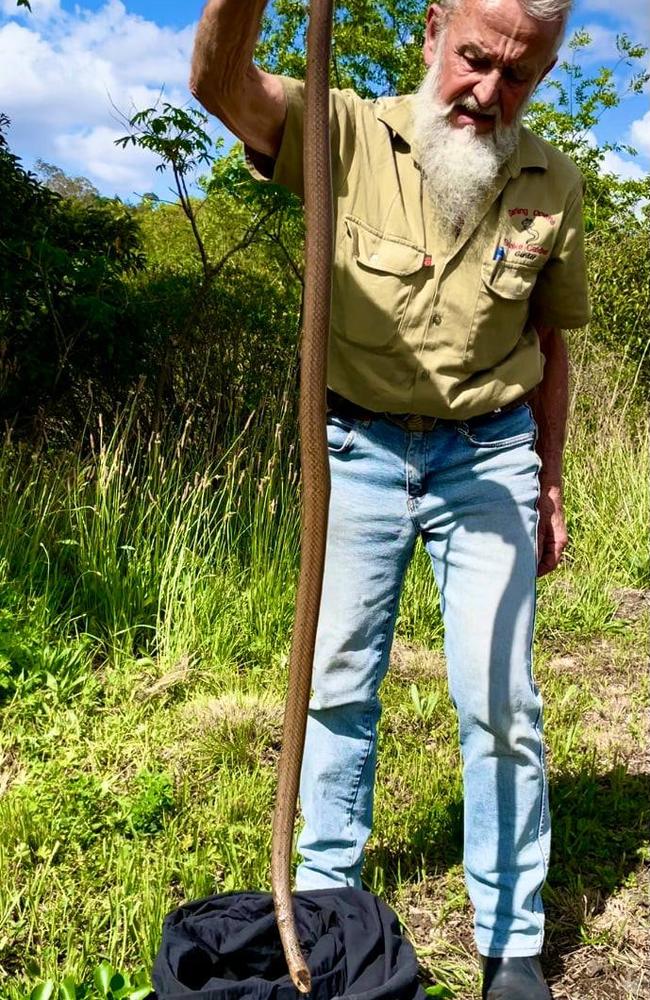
[0,376,647,999]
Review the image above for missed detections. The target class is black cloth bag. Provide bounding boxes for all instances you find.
[153,888,425,1000]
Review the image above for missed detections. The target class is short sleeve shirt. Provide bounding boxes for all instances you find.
[246,76,591,419]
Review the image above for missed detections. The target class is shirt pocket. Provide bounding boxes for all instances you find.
[332,215,426,348]
[463,261,538,371]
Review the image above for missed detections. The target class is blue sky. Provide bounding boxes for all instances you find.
[0,0,648,199]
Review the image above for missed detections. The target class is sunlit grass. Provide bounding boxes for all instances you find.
[0,367,647,998]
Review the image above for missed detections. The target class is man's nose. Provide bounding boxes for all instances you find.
[473,69,502,109]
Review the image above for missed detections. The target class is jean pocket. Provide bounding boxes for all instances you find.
[458,404,536,449]
[326,412,358,454]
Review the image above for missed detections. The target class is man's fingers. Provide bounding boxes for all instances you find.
[536,528,567,577]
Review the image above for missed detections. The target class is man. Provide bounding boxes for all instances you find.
[190,1,590,996]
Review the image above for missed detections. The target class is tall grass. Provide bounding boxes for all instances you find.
[0,365,647,998]
[0,401,301,682]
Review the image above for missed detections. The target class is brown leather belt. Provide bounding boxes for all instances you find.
[326,388,537,433]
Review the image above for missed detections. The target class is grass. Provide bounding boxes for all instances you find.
[0,369,647,999]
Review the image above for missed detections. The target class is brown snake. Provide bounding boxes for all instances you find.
[270,0,334,993]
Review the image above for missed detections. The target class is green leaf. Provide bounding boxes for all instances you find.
[424,986,455,999]
[59,977,77,1000]
[127,988,153,1000]
[109,972,126,995]
[30,983,55,1000]
[94,962,116,997]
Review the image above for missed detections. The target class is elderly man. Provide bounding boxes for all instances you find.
[191,1,590,996]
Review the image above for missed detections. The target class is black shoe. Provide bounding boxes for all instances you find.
[481,955,552,999]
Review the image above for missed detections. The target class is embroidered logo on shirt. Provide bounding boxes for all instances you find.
[508,207,556,226]
[520,217,540,244]
[504,207,557,261]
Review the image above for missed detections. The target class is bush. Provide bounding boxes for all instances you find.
[584,227,650,389]
[0,116,145,438]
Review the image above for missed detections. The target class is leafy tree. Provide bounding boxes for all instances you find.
[116,102,304,431]
[259,0,425,96]
[117,103,216,279]
[35,159,100,202]
[0,115,145,438]
[525,31,650,230]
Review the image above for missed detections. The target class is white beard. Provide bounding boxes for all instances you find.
[413,44,524,238]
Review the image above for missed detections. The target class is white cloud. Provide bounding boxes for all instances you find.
[629,110,650,160]
[557,22,620,65]
[0,1,220,197]
[54,125,163,194]
[580,0,650,38]
[601,149,647,182]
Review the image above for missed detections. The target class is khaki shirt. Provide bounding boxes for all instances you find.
[247,76,591,418]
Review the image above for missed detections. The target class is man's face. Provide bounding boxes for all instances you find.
[423,0,560,135]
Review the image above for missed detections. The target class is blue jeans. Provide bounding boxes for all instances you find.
[295,403,550,958]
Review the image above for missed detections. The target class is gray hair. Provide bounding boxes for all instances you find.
[437,0,572,52]
[437,0,572,19]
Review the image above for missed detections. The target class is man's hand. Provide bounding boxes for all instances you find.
[536,482,567,577]
[531,322,569,577]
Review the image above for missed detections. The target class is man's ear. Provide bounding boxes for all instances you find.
[423,4,445,68]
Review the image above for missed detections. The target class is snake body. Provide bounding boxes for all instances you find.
[270,0,334,993]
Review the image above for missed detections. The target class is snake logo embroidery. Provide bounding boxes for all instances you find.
[502,207,557,262]
[520,217,540,244]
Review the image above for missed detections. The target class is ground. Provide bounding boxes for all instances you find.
[384,600,649,1000]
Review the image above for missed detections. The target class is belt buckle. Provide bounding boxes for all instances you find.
[405,414,424,432]
[385,412,438,432]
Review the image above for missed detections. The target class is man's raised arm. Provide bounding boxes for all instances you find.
[189,0,287,160]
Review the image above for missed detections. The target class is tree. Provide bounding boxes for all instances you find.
[0,115,145,438]
[35,160,100,202]
[525,31,649,231]
[116,103,303,432]
[259,0,425,96]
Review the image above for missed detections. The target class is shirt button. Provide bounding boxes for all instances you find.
[370,253,379,263]
[432,311,442,325]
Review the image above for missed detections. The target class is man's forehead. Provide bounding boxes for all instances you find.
[457,38,538,68]
[447,0,561,59]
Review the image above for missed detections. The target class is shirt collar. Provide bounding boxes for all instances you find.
[375,94,549,176]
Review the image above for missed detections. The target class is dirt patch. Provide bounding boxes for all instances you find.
[546,634,648,774]
[134,653,193,701]
[0,747,26,797]
[543,866,650,999]
[392,870,479,996]
[611,588,650,623]
[390,641,447,683]
[391,867,649,999]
